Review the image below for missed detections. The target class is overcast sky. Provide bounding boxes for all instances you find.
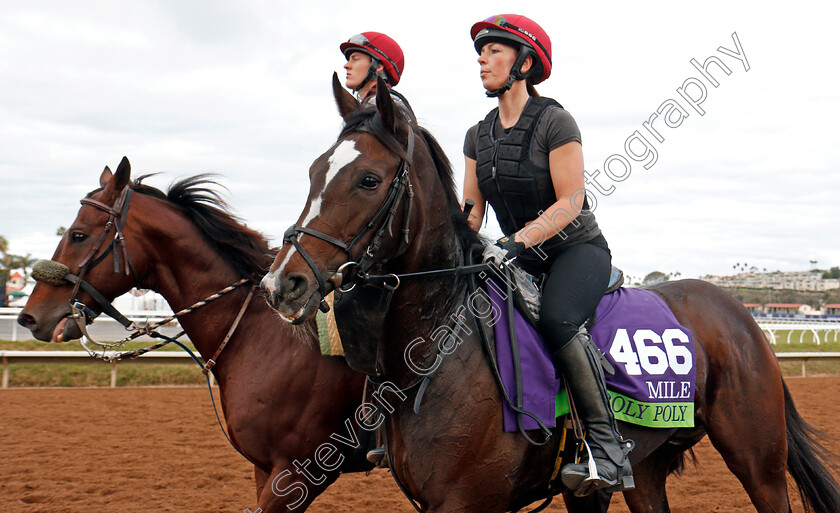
[1,1,838,283]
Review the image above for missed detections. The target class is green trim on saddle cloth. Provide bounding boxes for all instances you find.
[555,390,694,428]
[316,309,331,355]
[316,292,345,357]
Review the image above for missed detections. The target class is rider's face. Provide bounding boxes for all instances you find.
[344,51,373,90]
[477,42,519,91]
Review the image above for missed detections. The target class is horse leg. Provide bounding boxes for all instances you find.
[620,448,682,513]
[254,466,270,503]
[704,383,791,512]
[255,466,338,513]
[563,490,612,513]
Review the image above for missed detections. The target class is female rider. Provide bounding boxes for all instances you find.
[462,14,634,495]
[341,31,414,120]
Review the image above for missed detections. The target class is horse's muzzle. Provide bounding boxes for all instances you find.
[260,271,319,324]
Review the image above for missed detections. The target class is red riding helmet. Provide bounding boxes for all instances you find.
[471,14,552,84]
[340,32,404,86]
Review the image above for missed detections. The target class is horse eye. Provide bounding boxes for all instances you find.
[70,232,88,243]
[359,175,381,190]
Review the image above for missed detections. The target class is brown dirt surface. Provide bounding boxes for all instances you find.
[1,377,839,513]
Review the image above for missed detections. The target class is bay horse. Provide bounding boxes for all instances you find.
[261,75,840,513]
[17,158,370,512]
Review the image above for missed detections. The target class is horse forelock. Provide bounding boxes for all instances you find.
[339,107,410,161]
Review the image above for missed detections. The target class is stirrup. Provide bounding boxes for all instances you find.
[366,446,388,468]
[568,439,635,496]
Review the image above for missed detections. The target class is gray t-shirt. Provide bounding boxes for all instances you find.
[463,104,582,168]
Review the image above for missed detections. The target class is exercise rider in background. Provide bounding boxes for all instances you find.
[341,31,415,120]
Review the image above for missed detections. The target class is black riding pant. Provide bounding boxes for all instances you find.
[518,234,611,355]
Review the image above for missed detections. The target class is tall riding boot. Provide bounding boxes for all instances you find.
[554,331,634,496]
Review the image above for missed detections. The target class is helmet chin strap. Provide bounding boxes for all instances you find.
[355,58,383,93]
[486,46,532,98]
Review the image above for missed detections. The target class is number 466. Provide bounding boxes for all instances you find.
[608,328,693,376]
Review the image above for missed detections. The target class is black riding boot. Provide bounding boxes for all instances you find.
[554,331,634,496]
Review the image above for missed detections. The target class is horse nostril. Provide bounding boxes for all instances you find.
[283,273,310,300]
[17,313,37,330]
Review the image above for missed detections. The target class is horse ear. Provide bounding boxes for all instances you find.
[99,166,113,187]
[375,76,398,134]
[333,72,360,119]
[112,156,131,191]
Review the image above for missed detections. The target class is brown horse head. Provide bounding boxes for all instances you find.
[262,74,453,324]
[19,158,269,344]
[18,158,142,342]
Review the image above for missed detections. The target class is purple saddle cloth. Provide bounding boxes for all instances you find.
[486,284,696,432]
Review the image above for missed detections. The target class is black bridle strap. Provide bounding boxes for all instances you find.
[64,273,134,328]
[282,128,416,295]
[283,228,332,299]
[70,186,133,306]
[362,263,491,284]
[85,187,136,276]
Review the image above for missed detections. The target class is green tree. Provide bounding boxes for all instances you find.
[643,271,667,286]
[823,267,840,279]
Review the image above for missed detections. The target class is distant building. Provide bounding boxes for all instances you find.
[742,303,762,314]
[764,303,804,315]
[6,271,25,292]
[703,270,840,291]
[825,304,840,317]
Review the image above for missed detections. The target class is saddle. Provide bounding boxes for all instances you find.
[512,264,625,328]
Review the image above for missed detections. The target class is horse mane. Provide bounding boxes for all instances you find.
[132,174,274,278]
[417,127,484,251]
[340,107,482,252]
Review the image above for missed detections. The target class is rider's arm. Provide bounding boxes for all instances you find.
[462,156,487,232]
[512,141,585,248]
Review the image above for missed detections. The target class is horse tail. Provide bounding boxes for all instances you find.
[783,378,840,513]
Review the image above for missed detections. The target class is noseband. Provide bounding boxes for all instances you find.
[282,127,415,307]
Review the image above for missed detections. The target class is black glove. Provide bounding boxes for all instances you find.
[482,236,526,268]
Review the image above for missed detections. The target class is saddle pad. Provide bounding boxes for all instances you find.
[316,292,345,357]
[487,283,696,432]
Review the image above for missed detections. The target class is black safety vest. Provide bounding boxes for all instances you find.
[475,97,600,251]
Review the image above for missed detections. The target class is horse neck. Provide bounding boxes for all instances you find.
[377,170,468,384]
[137,202,259,370]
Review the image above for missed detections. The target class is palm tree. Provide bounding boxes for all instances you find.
[10,253,38,281]
[0,234,9,269]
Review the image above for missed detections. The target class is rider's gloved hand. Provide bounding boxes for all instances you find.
[482,236,526,268]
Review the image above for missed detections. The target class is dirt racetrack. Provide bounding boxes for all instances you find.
[2,377,839,513]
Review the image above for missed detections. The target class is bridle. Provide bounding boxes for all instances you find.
[282,125,416,308]
[32,183,251,371]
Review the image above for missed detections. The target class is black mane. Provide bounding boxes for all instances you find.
[132,175,274,278]
[340,107,482,253]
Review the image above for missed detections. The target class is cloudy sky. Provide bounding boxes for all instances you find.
[1,1,838,283]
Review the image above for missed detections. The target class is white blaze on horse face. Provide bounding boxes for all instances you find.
[271,140,361,290]
[261,269,279,295]
[300,140,360,227]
